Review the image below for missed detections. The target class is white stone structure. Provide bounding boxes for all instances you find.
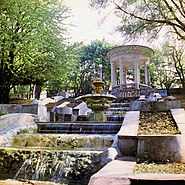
[107,45,154,98]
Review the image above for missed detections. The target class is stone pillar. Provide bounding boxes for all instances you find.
[145,63,148,85]
[145,63,150,86]
[99,64,103,80]
[111,62,117,89]
[119,60,124,86]
[134,60,140,89]
[123,68,127,84]
[148,70,151,86]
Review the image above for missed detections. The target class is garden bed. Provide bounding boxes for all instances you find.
[134,162,185,174]
[138,111,180,135]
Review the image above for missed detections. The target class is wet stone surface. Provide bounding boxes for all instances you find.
[0,148,106,185]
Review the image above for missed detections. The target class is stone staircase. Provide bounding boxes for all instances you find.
[37,122,122,134]
[103,102,130,122]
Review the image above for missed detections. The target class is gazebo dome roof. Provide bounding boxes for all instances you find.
[107,45,154,68]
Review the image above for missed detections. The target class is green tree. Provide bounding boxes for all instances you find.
[149,47,176,91]
[169,44,185,90]
[45,43,83,97]
[90,0,185,91]
[90,0,185,41]
[0,0,69,103]
[46,40,113,96]
[78,40,113,94]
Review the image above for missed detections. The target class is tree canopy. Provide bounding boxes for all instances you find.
[45,43,83,97]
[91,0,185,92]
[149,42,185,91]
[78,40,113,94]
[149,45,176,90]
[90,0,185,41]
[0,0,69,103]
[46,40,114,96]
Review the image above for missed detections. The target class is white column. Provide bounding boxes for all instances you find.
[32,84,36,99]
[134,60,140,89]
[145,63,150,86]
[99,64,103,80]
[119,60,124,85]
[145,63,148,85]
[111,62,117,89]
[148,69,151,86]
[123,68,127,84]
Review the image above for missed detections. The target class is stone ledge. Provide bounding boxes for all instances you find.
[88,157,136,185]
[171,109,185,136]
[118,111,139,137]
[171,109,185,124]
[88,177,130,185]
[137,135,185,162]
[130,173,185,180]
[130,100,181,111]
[117,111,139,156]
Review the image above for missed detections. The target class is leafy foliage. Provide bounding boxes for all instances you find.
[150,47,176,90]
[90,0,185,41]
[45,43,83,96]
[78,40,113,94]
[46,40,114,96]
[0,0,69,103]
[169,44,185,90]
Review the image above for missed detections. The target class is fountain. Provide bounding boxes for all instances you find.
[75,78,117,122]
[0,81,120,185]
[2,45,185,185]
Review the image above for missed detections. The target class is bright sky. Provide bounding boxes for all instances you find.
[64,0,167,48]
[64,0,124,44]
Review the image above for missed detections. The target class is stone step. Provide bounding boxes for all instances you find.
[104,107,129,114]
[37,122,122,134]
[110,103,130,108]
[77,115,125,122]
[12,134,114,149]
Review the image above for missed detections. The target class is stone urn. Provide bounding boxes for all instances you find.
[75,79,117,122]
[92,78,104,94]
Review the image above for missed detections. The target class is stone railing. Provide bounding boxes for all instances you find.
[111,83,152,98]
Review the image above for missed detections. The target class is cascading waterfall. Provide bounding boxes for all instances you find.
[14,158,31,180]
[13,150,104,184]
[1,79,126,184]
[13,152,74,183]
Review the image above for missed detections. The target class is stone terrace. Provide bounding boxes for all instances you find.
[88,108,185,185]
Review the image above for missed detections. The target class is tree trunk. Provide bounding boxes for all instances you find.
[34,83,42,100]
[34,80,44,100]
[0,58,11,104]
[0,83,10,104]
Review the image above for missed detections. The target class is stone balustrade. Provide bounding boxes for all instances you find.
[111,83,152,98]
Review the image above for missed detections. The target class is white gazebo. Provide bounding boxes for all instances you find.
[107,45,154,98]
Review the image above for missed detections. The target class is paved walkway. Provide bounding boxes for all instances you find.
[88,157,185,185]
[88,157,136,185]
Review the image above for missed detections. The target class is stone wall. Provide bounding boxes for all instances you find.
[130,100,181,111]
[117,109,185,163]
[0,148,107,183]
[12,134,114,149]
[137,135,185,162]
[0,104,47,121]
[118,111,139,156]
